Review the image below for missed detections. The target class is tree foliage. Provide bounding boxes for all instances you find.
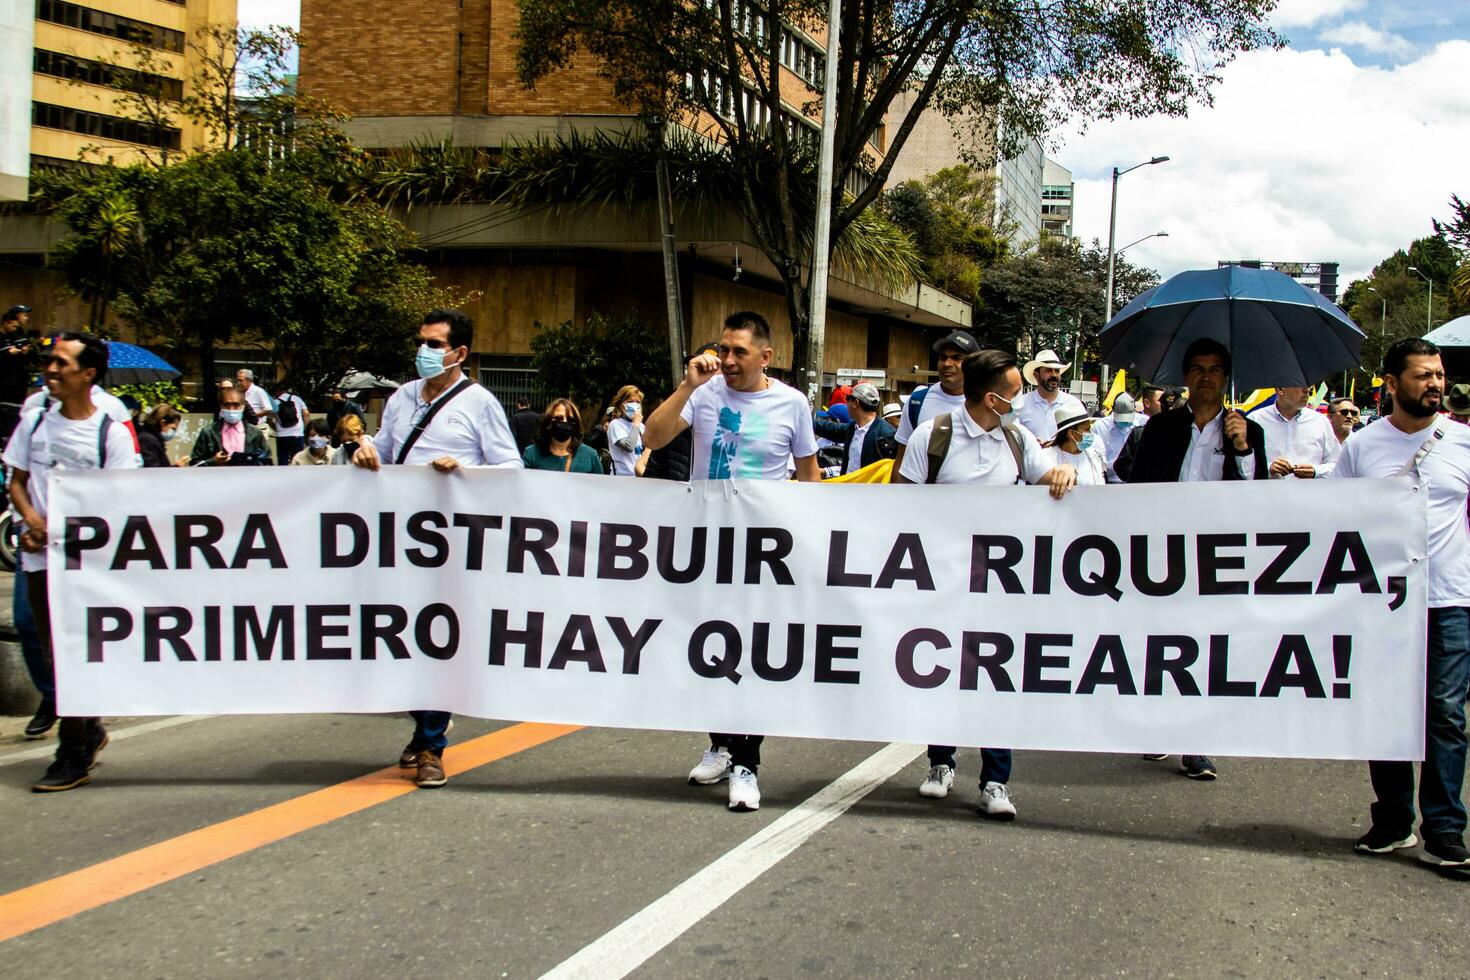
[884,165,1010,300]
[515,0,1279,379]
[529,311,674,416]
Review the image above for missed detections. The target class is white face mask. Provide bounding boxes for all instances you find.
[991,392,1018,427]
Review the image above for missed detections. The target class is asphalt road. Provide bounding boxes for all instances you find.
[0,712,1464,979]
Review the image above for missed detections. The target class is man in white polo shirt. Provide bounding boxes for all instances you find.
[1251,384,1339,479]
[353,309,522,789]
[644,310,819,812]
[1333,338,1470,870]
[1016,348,1085,442]
[894,349,1078,820]
[889,330,978,481]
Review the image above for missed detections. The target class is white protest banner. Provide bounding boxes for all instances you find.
[49,468,1427,760]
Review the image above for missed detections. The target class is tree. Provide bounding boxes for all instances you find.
[530,311,674,417]
[516,0,1279,383]
[1434,194,1470,309]
[885,165,1010,300]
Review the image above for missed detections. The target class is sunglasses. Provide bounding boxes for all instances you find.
[1333,409,1359,418]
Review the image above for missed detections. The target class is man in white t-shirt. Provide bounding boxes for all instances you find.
[1016,348,1085,442]
[353,309,522,789]
[889,329,978,481]
[1251,384,1339,479]
[645,311,819,812]
[1331,338,1470,869]
[235,369,275,423]
[895,350,1078,820]
[5,333,141,792]
[270,383,310,466]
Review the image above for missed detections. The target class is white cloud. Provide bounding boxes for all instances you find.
[1318,21,1416,57]
[237,0,300,29]
[1269,0,1366,29]
[1054,41,1470,292]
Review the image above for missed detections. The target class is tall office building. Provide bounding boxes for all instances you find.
[1040,157,1074,239]
[25,0,236,172]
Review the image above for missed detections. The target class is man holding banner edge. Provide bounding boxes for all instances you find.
[352,309,522,788]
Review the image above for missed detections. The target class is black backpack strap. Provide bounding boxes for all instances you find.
[1002,423,1026,483]
[97,413,113,468]
[395,378,474,464]
[924,413,953,485]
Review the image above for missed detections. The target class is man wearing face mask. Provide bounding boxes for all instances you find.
[353,309,522,789]
[1092,392,1138,482]
[190,384,270,465]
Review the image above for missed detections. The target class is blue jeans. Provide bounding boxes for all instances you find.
[276,436,304,466]
[408,711,452,754]
[1368,606,1470,837]
[928,745,1012,785]
[14,569,52,710]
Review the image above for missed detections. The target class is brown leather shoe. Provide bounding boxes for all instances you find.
[415,750,447,788]
[398,744,418,768]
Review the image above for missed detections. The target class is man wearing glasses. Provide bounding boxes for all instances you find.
[1328,398,1361,443]
[353,309,522,788]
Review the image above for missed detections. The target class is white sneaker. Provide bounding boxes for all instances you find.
[688,746,733,785]
[978,781,1017,821]
[727,765,761,811]
[918,764,955,799]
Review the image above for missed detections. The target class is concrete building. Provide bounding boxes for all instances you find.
[995,126,1042,247]
[1,1,32,201]
[1041,158,1074,239]
[297,0,969,402]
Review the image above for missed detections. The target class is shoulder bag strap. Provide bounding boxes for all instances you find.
[395,378,474,465]
[1396,419,1446,478]
[924,413,953,485]
[97,413,113,468]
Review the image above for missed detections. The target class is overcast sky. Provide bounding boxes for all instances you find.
[241,0,1467,287]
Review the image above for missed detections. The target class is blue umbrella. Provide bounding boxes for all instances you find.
[1098,267,1364,391]
[105,340,181,384]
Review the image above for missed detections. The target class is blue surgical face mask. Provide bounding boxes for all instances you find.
[308,436,329,451]
[160,427,178,442]
[416,343,449,380]
[220,409,244,425]
[624,402,640,418]
[991,392,1017,427]
[1078,432,1096,451]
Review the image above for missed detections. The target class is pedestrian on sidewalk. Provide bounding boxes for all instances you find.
[5,333,140,791]
[522,399,601,473]
[607,385,645,477]
[352,309,522,789]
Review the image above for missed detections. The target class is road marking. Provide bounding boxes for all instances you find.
[0,721,579,944]
[0,716,207,769]
[541,741,923,980]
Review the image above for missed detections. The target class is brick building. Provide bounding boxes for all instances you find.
[298,0,969,404]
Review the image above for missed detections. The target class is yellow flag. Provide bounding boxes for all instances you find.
[1102,370,1127,410]
[824,459,894,483]
[1349,378,1356,400]
[1234,388,1275,412]
[1371,375,1383,389]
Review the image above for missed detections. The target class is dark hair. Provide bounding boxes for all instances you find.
[723,311,772,347]
[423,309,474,351]
[54,331,109,386]
[141,403,181,433]
[1383,337,1439,377]
[306,418,332,438]
[1182,338,1230,378]
[536,398,584,453]
[1329,397,1357,412]
[1140,384,1165,399]
[961,349,1018,403]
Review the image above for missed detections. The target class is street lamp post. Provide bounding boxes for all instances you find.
[1367,285,1386,337]
[1104,156,1170,323]
[1408,266,1433,332]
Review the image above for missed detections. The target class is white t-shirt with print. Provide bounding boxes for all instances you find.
[608,417,643,476]
[893,384,966,447]
[4,407,142,571]
[1330,416,1470,608]
[680,375,818,482]
[899,408,1052,486]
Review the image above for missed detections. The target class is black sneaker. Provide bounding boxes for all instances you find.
[1354,826,1417,854]
[1181,755,1217,780]
[1419,832,1470,868]
[82,725,109,770]
[32,756,92,792]
[1141,753,1169,761]
[24,704,57,740]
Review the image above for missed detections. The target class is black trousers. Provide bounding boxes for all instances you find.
[710,733,763,773]
[28,571,103,758]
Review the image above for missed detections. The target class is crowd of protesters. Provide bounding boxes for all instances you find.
[1,302,1466,872]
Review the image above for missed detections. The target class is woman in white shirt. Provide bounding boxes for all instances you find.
[1043,405,1107,486]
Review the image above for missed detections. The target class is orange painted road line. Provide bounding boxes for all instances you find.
[0,721,580,945]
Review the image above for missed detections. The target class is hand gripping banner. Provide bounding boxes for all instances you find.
[49,468,1429,760]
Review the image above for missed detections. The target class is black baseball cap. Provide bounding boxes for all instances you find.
[932,330,979,355]
[2,305,30,320]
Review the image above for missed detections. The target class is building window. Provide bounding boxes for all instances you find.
[37,1,186,54]
[32,101,182,151]
[33,49,184,101]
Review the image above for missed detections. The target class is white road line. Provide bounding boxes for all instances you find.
[0,715,207,768]
[540,741,924,980]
